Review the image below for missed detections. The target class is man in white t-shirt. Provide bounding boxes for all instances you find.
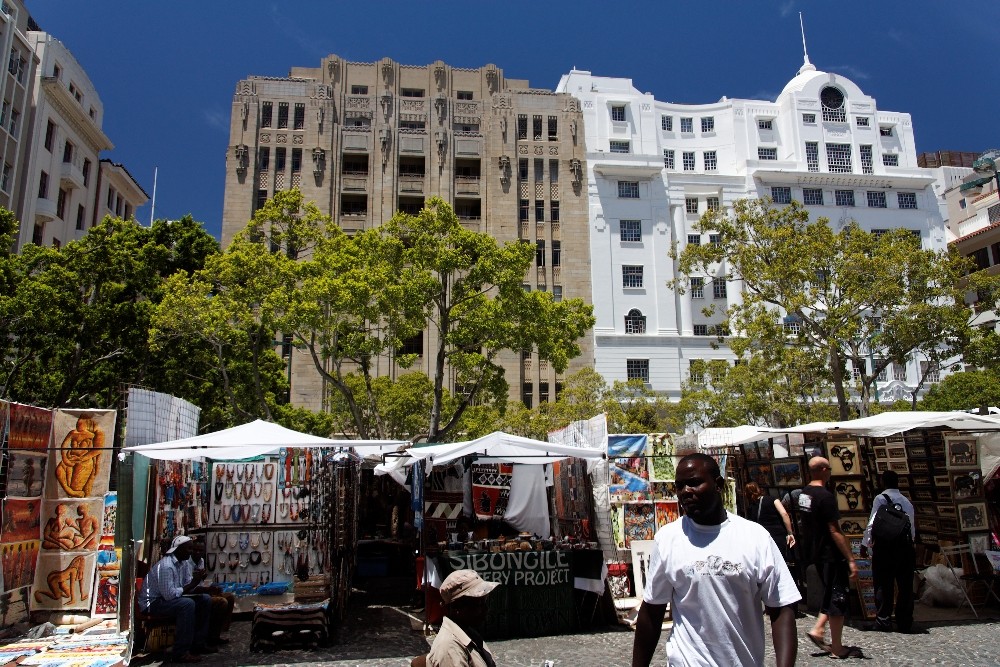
[632,453,800,667]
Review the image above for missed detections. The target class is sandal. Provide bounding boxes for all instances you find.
[806,633,829,652]
[829,646,864,659]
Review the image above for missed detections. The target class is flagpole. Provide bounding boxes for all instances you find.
[149,166,158,226]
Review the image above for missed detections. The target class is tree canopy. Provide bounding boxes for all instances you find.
[675,198,999,421]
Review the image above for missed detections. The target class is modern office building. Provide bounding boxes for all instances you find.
[0,1,36,223]
[556,53,952,403]
[221,55,592,411]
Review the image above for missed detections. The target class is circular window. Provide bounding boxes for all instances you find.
[820,86,845,110]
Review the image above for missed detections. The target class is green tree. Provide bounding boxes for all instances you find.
[675,198,998,419]
[919,370,1000,412]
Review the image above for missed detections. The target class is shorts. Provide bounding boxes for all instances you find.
[818,560,850,617]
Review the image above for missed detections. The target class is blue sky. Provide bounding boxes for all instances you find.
[27,1,1000,240]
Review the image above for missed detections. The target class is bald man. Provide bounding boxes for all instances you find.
[797,456,861,659]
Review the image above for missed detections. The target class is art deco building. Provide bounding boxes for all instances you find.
[557,54,952,403]
[221,55,592,412]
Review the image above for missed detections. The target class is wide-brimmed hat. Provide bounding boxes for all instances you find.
[166,535,192,555]
[440,569,499,604]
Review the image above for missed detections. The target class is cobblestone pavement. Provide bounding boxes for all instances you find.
[137,590,1000,667]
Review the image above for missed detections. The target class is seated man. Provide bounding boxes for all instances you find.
[180,537,235,645]
[139,535,215,663]
[427,569,499,667]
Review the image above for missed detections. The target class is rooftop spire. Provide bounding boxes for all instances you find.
[798,12,816,74]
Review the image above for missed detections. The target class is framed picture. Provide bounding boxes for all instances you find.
[911,487,935,502]
[875,461,889,473]
[743,443,759,461]
[937,487,954,502]
[944,436,979,469]
[911,475,932,487]
[886,435,905,445]
[746,462,773,488]
[888,460,910,475]
[957,501,988,532]
[833,481,866,513]
[933,474,950,487]
[929,443,946,458]
[936,503,957,518]
[950,470,984,501]
[838,512,868,536]
[771,458,804,487]
[873,446,888,460]
[968,533,990,554]
[887,446,907,460]
[921,517,939,533]
[907,445,928,459]
[938,517,960,536]
[914,503,937,517]
[909,460,930,474]
[896,476,910,489]
[827,441,861,475]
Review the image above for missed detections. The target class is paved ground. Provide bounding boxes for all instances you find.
[135,584,1000,667]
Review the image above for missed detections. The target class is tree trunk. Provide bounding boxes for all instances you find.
[829,344,851,420]
[428,273,449,442]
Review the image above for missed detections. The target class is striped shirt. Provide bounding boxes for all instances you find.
[139,554,185,610]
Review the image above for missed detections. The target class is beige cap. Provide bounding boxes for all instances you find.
[166,535,192,554]
[440,569,499,604]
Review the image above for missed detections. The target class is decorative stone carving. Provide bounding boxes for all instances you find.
[316,106,324,128]
[498,155,511,186]
[564,98,581,113]
[434,64,446,89]
[327,57,339,77]
[534,146,543,155]
[316,84,331,100]
[485,66,499,94]
[381,93,393,119]
[570,158,582,185]
[434,95,447,121]
[379,127,391,167]
[456,102,479,115]
[518,145,528,154]
[260,133,270,143]
[240,101,249,120]
[499,115,507,141]
[382,60,393,87]
[277,134,287,144]
[583,100,594,109]
[237,80,255,96]
[493,93,512,110]
[435,129,447,160]
[346,96,370,109]
[641,103,651,112]
[453,116,480,125]
[293,135,303,144]
[570,119,577,139]
[233,144,248,174]
[312,148,325,173]
[549,146,558,155]
[401,99,425,112]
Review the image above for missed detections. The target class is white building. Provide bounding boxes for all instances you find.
[556,55,951,403]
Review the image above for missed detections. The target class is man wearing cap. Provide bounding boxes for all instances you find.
[179,537,234,646]
[427,569,499,667]
[139,535,214,663]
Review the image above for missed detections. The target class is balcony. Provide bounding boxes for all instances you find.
[341,172,369,192]
[455,176,480,196]
[35,197,57,221]
[454,135,483,157]
[342,129,370,152]
[399,174,425,193]
[339,211,367,232]
[60,156,86,190]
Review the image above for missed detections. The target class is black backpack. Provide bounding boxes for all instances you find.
[871,493,911,546]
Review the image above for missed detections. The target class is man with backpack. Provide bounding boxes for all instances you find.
[861,470,916,633]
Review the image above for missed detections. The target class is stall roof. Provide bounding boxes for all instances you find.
[743,411,1000,439]
[123,419,406,461]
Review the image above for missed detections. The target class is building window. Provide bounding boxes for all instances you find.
[685,197,699,214]
[860,145,873,174]
[893,362,907,381]
[62,141,74,164]
[626,359,649,383]
[535,240,545,266]
[0,162,10,192]
[622,265,644,289]
[867,191,887,208]
[680,117,693,133]
[535,200,544,222]
[553,285,563,302]
[275,147,286,171]
[806,142,819,172]
[713,277,728,299]
[689,359,705,383]
[706,196,720,211]
[624,309,646,334]
[44,120,55,151]
[258,147,270,171]
[552,240,561,267]
[683,151,695,171]
[835,189,855,207]
[261,102,272,128]
[75,204,85,230]
[618,181,639,198]
[456,90,473,100]
[783,315,801,335]
[550,159,559,182]
[758,119,773,130]
[255,189,268,211]
[32,222,43,245]
[919,361,940,383]
[519,199,529,222]
[38,171,48,198]
[548,116,558,140]
[897,192,917,210]
[610,140,630,153]
[687,234,701,246]
[56,188,67,219]
[704,151,717,171]
[522,383,533,409]
[661,115,672,131]
[518,158,528,181]
[106,186,114,208]
[758,147,778,161]
[0,101,8,127]
[82,159,91,186]
[880,126,893,137]
[8,108,18,135]
[533,115,543,140]
[771,186,791,204]
[399,120,426,131]
[827,143,852,172]
[611,105,626,122]
[620,219,641,243]
[276,102,288,129]
[663,150,675,169]
[821,87,846,122]
[551,201,560,223]
[701,117,714,133]
[803,113,816,124]
[293,103,305,130]
[350,85,368,95]
[291,148,302,173]
[803,188,824,205]
[856,116,870,127]
[709,233,721,246]
[517,114,527,140]
[534,159,544,182]
[694,324,709,336]
[690,277,704,299]
[882,153,899,167]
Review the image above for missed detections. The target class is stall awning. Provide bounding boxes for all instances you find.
[122,419,406,460]
[750,411,1000,439]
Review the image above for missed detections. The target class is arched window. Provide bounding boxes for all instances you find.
[624,309,646,334]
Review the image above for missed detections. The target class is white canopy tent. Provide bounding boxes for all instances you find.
[122,419,406,461]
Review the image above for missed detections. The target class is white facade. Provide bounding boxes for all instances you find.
[0,1,36,218]
[557,57,951,403]
[15,32,113,250]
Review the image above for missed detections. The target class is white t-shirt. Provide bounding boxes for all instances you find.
[643,512,801,667]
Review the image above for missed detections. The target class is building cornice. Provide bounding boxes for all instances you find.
[752,169,934,189]
[40,77,113,152]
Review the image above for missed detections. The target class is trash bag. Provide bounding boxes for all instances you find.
[918,564,965,607]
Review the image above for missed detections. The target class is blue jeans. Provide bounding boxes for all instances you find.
[147,594,210,656]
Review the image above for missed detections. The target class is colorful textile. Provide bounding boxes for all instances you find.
[471,463,513,520]
[623,502,655,547]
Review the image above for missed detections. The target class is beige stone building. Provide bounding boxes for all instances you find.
[221,55,592,412]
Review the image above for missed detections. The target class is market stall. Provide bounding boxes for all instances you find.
[375,431,608,639]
